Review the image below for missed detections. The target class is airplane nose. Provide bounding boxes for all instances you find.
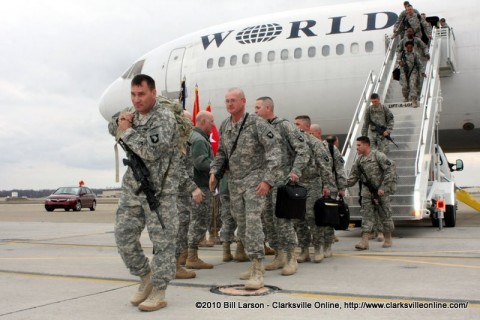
[98,78,131,121]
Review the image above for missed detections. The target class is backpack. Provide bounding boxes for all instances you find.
[373,151,398,195]
[155,95,192,154]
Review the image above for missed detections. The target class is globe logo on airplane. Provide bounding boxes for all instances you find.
[236,23,282,44]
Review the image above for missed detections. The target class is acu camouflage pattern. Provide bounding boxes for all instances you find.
[323,140,347,194]
[211,113,282,259]
[398,50,424,101]
[362,104,395,154]
[347,150,396,233]
[295,133,337,248]
[395,11,431,40]
[176,142,197,257]
[108,101,179,290]
[218,175,237,243]
[262,118,309,252]
[397,36,429,59]
[393,8,421,38]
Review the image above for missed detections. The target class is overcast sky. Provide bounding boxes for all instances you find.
[0,0,477,190]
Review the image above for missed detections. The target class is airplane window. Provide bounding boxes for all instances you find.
[322,45,330,57]
[365,41,374,53]
[255,52,262,63]
[268,51,275,61]
[219,57,226,67]
[230,55,237,66]
[308,47,316,58]
[121,64,134,79]
[242,53,250,64]
[207,58,213,69]
[128,60,145,78]
[281,49,288,60]
[336,44,345,55]
[294,48,302,59]
[351,43,359,54]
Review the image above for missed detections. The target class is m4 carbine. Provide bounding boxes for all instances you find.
[370,120,399,149]
[117,139,165,229]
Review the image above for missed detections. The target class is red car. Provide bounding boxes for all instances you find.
[45,187,96,212]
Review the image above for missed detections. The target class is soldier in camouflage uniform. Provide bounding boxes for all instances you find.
[209,88,282,290]
[398,41,425,107]
[393,3,431,41]
[254,97,310,276]
[175,111,203,279]
[346,136,396,250]
[392,1,421,39]
[313,127,347,256]
[108,74,179,312]
[362,93,395,155]
[293,116,334,264]
[186,111,216,270]
[397,27,430,60]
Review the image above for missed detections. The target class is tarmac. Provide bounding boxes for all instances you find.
[0,198,479,319]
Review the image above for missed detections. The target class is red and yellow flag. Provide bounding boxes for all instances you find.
[192,85,200,126]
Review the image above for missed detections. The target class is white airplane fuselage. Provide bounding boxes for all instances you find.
[99,0,480,152]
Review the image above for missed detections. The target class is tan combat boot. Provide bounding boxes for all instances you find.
[324,244,333,258]
[296,247,311,263]
[264,243,276,256]
[383,232,393,248]
[185,248,213,269]
[234,241,249,262]
[265,250,286,271]
[130,271,153,306]
[178,249,188,266]
[138,288,167,312]
[245,259,264,290]
[222,242,233,262]
[198,234,214,247]
[281,250,298,276]
[313,245,324,263]
[355,233,370,250]
[239,260,265,280]
[176,257,196,279]
[412,99,418,108]
[376,232,385,242]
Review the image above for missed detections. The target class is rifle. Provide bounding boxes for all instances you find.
[357,164,381,206]
[370,120,399,149]
[117,139,165,229]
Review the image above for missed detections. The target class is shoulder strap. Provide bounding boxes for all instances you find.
[227,113,249,159]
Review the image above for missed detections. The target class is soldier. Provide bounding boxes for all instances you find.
[346,136,396,250]
[392,1,420,39]
[209,88,282,290]
[312,127,347,255]
[254,97,310,276]
[361,93,395,154]
[393,3,431,42]
[108,74,179,312]
[398,41,425,107]
[185,111,216,270]
[397,27,430,61]
[293,116,334,264]
[175,111,203,279]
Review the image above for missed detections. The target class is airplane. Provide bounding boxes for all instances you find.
[99,0,480,153]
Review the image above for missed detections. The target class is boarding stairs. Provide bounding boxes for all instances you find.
[342,27,457,221]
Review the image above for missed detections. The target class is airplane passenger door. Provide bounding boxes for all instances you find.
[165,47,185,98]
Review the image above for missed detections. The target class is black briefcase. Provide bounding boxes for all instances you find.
[392,67,401,81]
[275,183,307,220]
[314,197,340,227]
[335,199,350,230]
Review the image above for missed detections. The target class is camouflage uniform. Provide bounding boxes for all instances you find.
[346,150,396,234]
[393,8,421,38]
[361,104,395,154]
[323,140,347,244]
[218,175,236,242]
[398,50,424,102]
[397,36,429,60]
[262,118,310,253]
[176,143,197,257]
[211,113,282,260]
[295,134,335,250]
[188,127,214,249]
[395,10,431,40]
[108,102,179,290]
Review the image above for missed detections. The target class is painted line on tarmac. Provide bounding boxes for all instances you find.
[1,269,479,309]
[336,252,480,269]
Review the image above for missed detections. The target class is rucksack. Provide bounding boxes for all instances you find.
[155,95,192,154]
